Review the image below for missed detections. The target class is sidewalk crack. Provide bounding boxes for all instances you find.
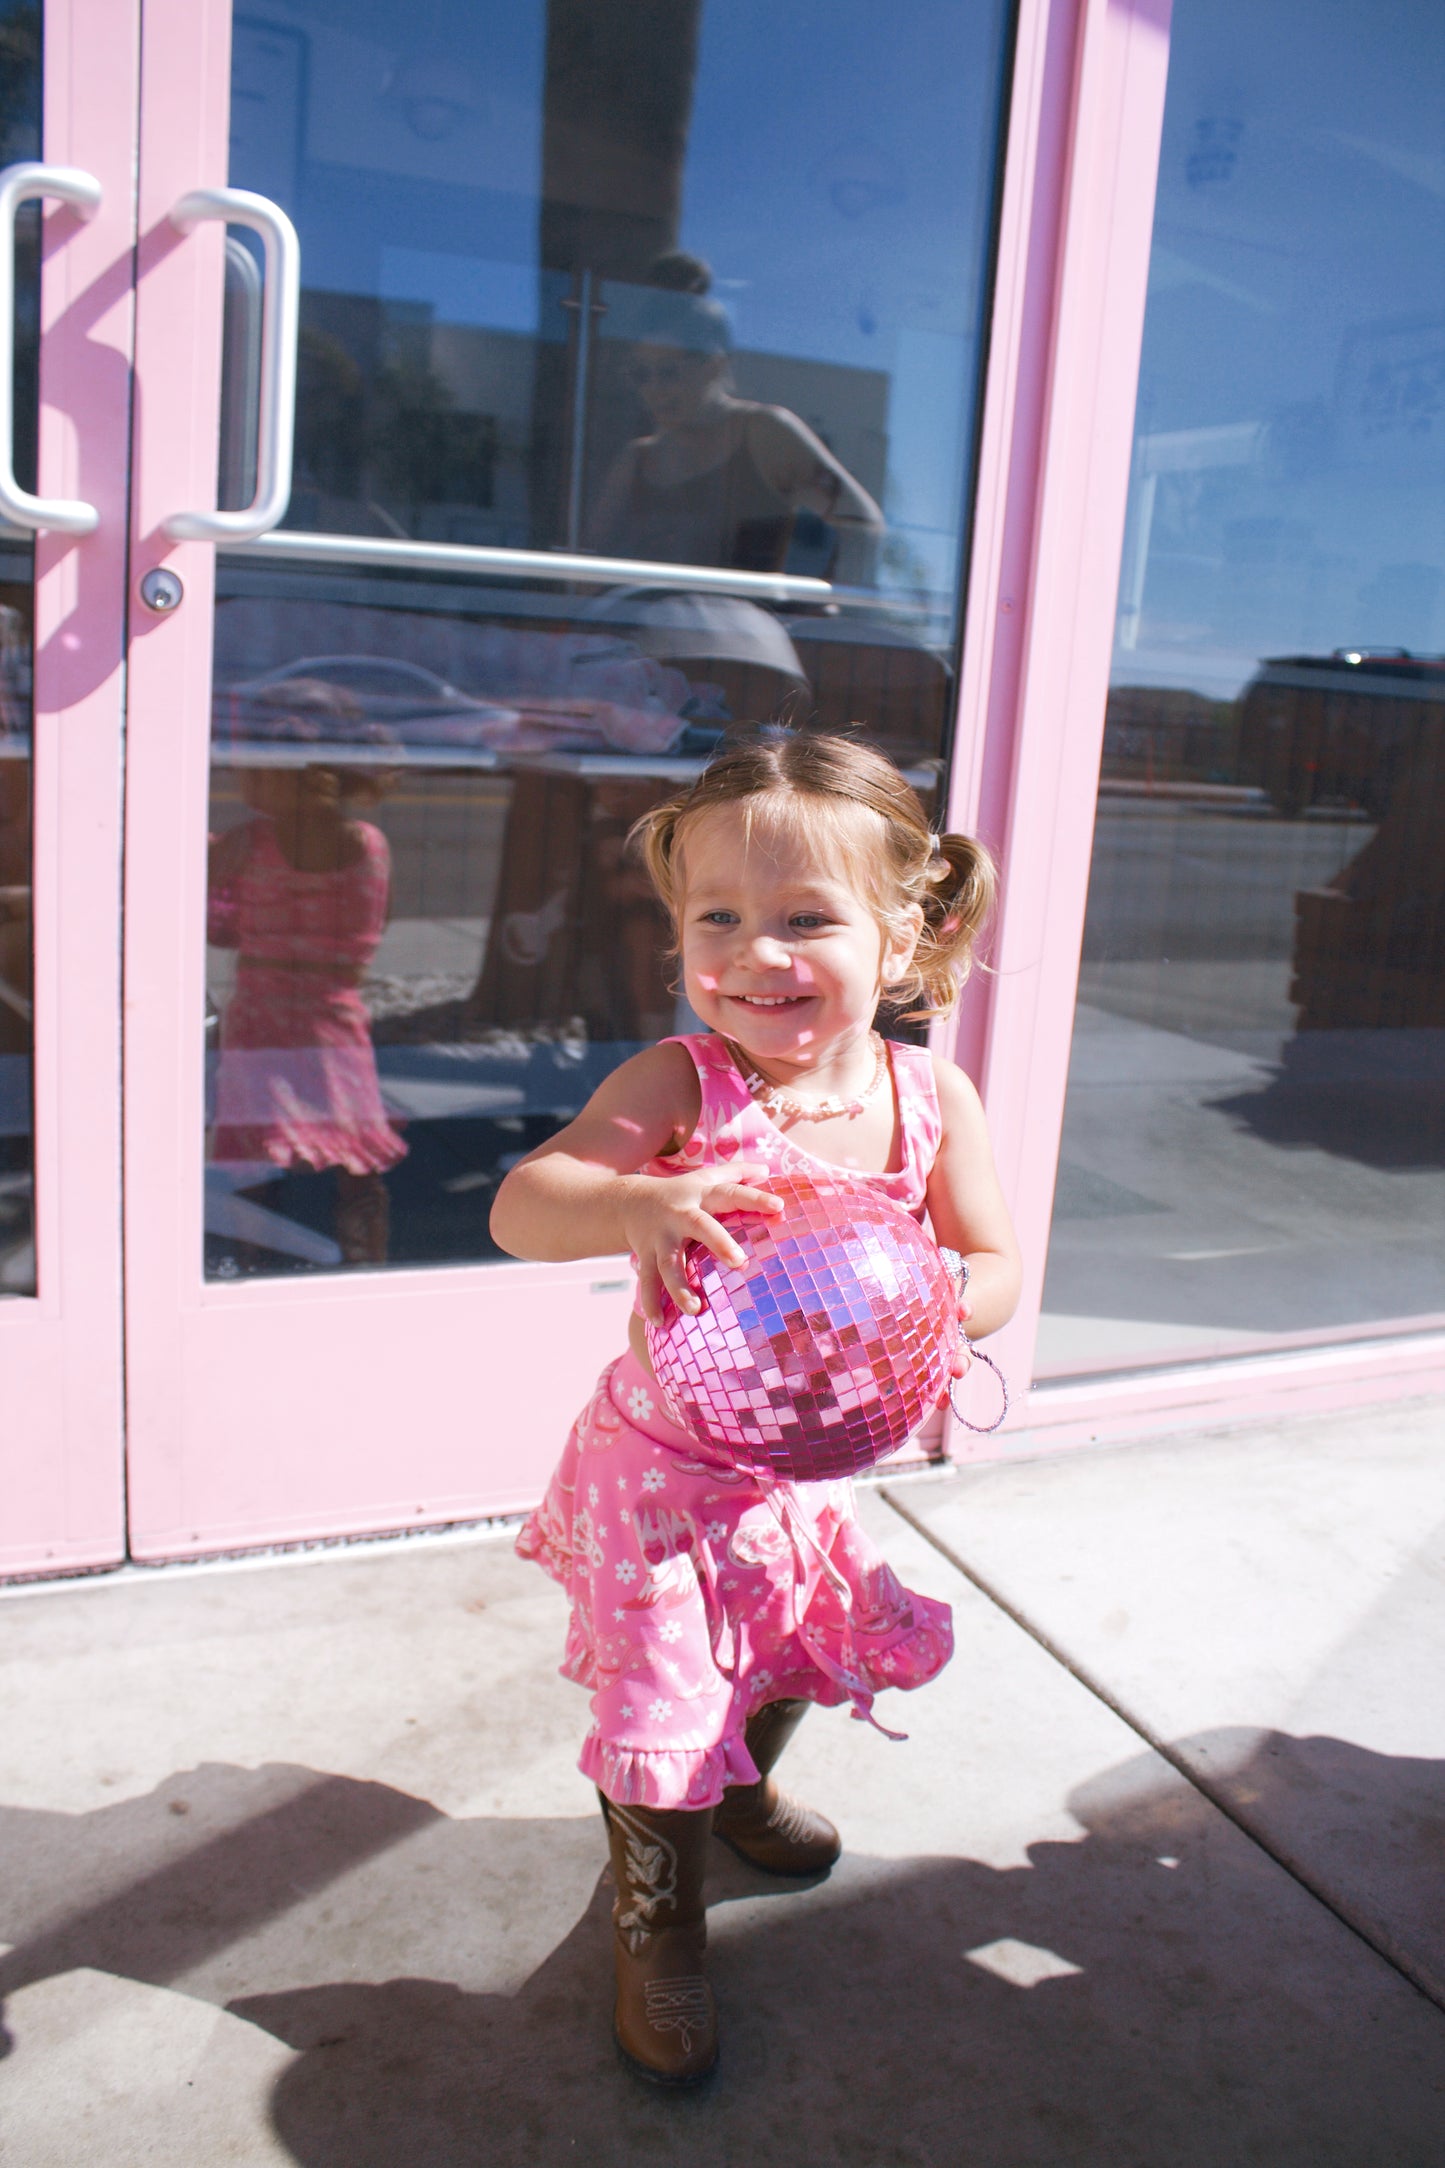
[879,1482,1445,2021]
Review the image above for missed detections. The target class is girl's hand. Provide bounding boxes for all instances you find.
[624,1163,784,1325]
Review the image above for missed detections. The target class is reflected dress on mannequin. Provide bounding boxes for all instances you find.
[208,816,406,1178]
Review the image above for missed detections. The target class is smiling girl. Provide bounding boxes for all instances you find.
[491,731,1020,2086]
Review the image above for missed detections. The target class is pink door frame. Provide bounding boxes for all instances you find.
[0,0,138,1576]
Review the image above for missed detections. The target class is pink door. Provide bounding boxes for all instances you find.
[117,0,1022,1558]
[0,0,137,1574]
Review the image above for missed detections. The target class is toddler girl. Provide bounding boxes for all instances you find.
[492,731,1020,2085]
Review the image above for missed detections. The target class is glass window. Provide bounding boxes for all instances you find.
[0,0,41,1298]
[1039,0,1445,1374]
[204,0,1012,1277]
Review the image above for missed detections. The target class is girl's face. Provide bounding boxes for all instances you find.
[677,802,920,1068]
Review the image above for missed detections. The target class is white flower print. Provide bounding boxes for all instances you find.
[620,1703,635,1720]
[705,1519,728,1542]
[617,1476,629,1491]
[658,1619,684,1644]
[627,1385,654,1423]
[640,1467,666,1494]
[588,1485,599,1506]
[615,1559,638,1584]
[619,1508,631,1526]
[753,1668,774,1689]
[648,1698,673,1722]
[613,1607,628,1623]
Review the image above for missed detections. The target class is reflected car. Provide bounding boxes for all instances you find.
[1237,647,1445,818]
[218,655,520,757]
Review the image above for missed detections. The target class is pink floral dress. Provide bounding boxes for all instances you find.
[208,816,406,1176]
[516,1032,954,1810]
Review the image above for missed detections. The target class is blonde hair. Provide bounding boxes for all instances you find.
[630,731,995,1020]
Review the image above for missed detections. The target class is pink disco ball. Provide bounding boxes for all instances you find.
[645,1172,959,1483]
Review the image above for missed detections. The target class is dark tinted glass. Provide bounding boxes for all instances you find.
[0,0,41,1298]
[204,0,1013,1278]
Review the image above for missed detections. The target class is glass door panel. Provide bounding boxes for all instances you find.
[205,0,1012,1284]
[1038,0,1445,1377]
[123,0,1014,1556]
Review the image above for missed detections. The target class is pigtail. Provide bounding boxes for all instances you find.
[896,830,997,1020]
[628,793,688,921]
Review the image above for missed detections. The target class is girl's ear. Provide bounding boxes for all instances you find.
[881,902,925,986]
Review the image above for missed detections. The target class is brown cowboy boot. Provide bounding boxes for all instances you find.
[601,1796,718,2086]
[714,1698,842,1876]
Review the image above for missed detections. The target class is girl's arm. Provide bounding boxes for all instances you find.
[925,1054,1022,1340]
[489,1042,783,1322]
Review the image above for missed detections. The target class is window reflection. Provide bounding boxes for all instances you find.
[207,685,405,1268]
[1040,0,1445,1373]
[206,0,1012,1278]
[585,259,883,580]
[0,599,32,1295]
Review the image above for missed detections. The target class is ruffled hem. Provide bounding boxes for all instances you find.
[582,1731,763,1812]
[514,1508,567,1587]
[849,1594,954,1699]
[210,1122,407,1176]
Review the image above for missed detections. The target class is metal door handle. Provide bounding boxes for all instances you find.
[0,161,103,535]
[164,187,299,542]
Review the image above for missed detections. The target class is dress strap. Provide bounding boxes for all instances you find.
[882,1039,942,1193]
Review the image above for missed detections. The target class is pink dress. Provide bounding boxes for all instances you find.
[208,817,406,1176]
[516,1032,954,1810]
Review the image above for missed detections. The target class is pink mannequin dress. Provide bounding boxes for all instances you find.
[208,816,406,1176]
[516,1031,954,1809]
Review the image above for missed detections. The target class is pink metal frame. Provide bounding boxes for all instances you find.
[0,0,138,1575]
[9,0,1437,1576]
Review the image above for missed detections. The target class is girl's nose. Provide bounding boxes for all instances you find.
[745,933,791,969]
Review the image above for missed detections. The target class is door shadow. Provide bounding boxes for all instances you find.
[2,1739,1443,2166]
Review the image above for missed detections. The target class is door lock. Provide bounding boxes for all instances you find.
[139,566,184,613]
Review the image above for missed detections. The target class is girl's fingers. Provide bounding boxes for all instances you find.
[722,1182,785,1216]
[692,1213,747,1272]
[658,1245,702,1314]
[635,1261,665,1325]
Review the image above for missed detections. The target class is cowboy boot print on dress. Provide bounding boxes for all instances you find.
[713,1697,842,1876]
[602,1796,719,2085]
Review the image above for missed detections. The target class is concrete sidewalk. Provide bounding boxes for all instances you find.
[2,1398,1443,2165]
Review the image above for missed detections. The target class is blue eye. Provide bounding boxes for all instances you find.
[790,913,829,930]
[699,909,737,926]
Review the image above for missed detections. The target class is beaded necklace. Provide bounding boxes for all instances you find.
[731,1030,889,1123]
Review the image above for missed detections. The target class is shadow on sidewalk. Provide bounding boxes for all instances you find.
[1,1735,1443,2166]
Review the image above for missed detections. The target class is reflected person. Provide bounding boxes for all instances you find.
[207,682,405,1266]
[586,279,883,582]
